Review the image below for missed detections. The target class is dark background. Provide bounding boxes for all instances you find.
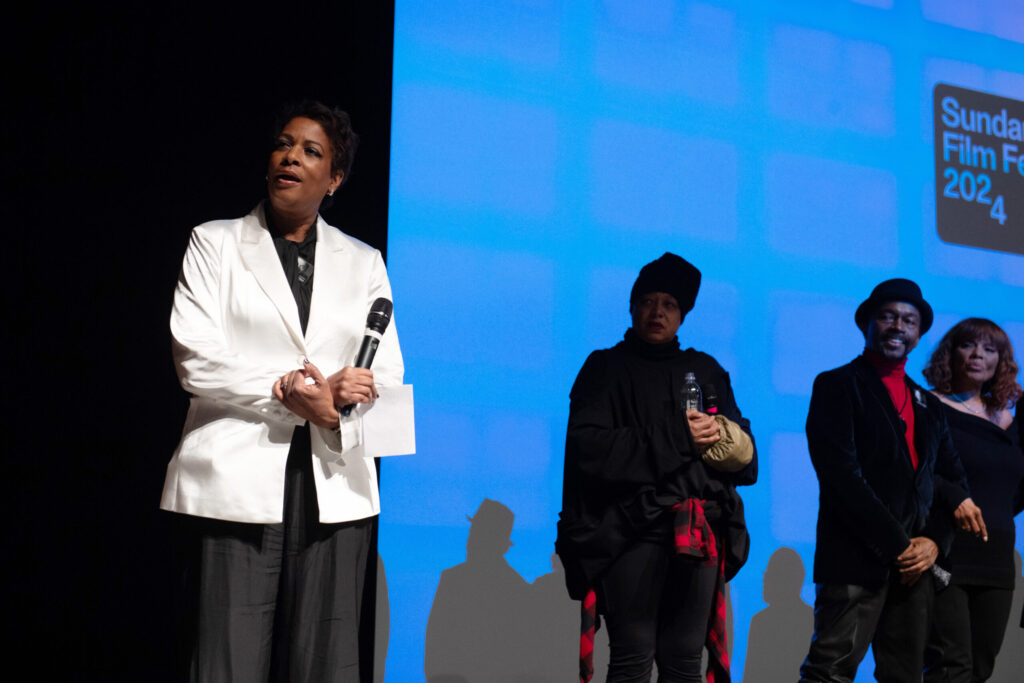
[3,4,394,679]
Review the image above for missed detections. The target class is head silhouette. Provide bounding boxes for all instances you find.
[466,498,514,559]
[763,547,805,605]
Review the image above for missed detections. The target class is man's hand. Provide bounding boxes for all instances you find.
[686,410,721,449]
[895,536,938,585]
[955,497,988,541]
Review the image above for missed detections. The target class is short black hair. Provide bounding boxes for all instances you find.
[273,100,359,184]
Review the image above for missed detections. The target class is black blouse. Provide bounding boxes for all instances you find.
[941,405,1024,589]
[267,207,317,334]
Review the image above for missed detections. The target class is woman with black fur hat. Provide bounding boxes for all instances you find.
[556,253,757,682]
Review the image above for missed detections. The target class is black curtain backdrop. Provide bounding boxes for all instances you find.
[3,4,394,680]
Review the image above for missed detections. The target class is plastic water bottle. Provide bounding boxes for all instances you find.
[682,372,702,412]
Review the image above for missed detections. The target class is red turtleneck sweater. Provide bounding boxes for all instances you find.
[865,349,919,470]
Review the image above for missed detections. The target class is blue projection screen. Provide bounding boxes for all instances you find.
[379,2,1024,681]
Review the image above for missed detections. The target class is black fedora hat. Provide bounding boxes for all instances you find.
[855,278,933,334]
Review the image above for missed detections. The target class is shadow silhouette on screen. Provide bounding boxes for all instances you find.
[742,546,813,682]
[423,498,534,683]
[420,497,742,682]
[374,555,389,683]
[528,552,610,682]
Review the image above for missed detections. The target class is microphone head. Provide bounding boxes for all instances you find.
[366,297,393,334]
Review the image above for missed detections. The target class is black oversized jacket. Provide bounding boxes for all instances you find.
[556,330,757,600]
[807,355,969,587]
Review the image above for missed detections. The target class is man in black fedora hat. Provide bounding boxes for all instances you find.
[799,279,984,682]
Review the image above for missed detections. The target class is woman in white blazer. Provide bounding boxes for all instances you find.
[162,102,402,682]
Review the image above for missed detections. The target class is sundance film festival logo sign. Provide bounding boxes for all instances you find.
[934,83,1024,256]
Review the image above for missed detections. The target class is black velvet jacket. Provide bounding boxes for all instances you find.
[807,355,969,587]
[556,330,757,600]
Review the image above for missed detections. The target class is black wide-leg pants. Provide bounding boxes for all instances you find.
[179,425,372,683]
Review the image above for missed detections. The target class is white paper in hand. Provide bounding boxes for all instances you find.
[361,384,415,457]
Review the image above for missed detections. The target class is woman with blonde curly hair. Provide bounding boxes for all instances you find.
[922,318,1023,682]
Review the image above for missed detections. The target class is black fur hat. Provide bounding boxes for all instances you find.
[629,253,701,315]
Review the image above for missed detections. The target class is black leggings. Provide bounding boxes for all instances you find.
[600,541,718,683]
[925,582,1014,683]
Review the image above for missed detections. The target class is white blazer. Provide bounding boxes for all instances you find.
[160,204,404,524]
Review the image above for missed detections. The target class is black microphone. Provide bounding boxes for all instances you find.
[702,383,719,415]
[341,297,393,416]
